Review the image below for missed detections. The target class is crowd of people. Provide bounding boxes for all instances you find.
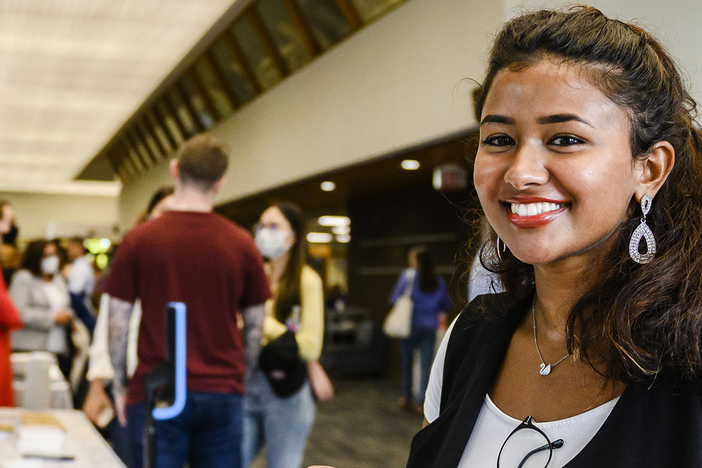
[1,5,702,468]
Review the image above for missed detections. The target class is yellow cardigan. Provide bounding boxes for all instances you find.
[263,265,324,362]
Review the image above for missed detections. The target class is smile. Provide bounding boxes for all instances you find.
[510,202,564,216]
[503,200,569,228]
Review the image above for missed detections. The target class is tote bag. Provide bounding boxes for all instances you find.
[383,271,414,339]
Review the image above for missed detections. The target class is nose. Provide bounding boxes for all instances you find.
[503,141,549,190]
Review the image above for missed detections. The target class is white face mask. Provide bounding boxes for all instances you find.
[255,228,291,260]
[41,255,59,275]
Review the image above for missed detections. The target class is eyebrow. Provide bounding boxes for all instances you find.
[480,114,515,126]
[479,113,593,127]
[537,113,593,127]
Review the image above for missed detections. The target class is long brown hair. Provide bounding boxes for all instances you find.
[470,6,702,384]
[271,202,307,323]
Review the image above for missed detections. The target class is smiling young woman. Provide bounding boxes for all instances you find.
[408,7,702,468]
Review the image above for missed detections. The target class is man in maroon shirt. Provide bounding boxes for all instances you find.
[106,135,270,468]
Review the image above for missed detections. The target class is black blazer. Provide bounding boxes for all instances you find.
[406,293,702,467]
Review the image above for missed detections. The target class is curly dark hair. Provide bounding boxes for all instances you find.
[469,6,702,384]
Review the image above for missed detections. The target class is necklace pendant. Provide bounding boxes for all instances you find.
[539,363,552,376]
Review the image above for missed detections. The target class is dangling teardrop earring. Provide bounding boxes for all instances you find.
[496,236,507,261]
[629,195,656,264]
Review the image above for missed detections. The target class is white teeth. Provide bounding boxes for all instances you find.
[509,202,564,216]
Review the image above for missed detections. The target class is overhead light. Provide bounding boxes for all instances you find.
[320,181,336,192]
[318,216,350,227]
[336,234,351,243]
[307,232,333,243]
[99,238,112,250]
[401,159,420,170]
[332,226,350,235]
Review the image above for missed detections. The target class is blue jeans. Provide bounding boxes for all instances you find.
[400,327,436,405]
[242,369,316,468]
[127,391,243,468]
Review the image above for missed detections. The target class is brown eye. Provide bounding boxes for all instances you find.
[551,135,584,146]
[482,136,514,147]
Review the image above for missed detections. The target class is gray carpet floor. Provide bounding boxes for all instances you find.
[249,378,423,468]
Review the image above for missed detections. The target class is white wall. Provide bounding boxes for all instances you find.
[119,0,702,228]
[0,192,119,241]
[504,0,702,105]
[119,0,503,227]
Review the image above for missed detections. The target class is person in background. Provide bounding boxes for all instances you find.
[10,240,74,378]
[66,237,96,333]
[324,284,347,312]
[107,135,270,468]
[0,200,18,247]
[0,202,21,406]
[0,244,20,286]
[82,185,173,465]
[242,202,324,468]
[389,247,451,414]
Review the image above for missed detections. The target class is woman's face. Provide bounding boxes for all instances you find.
[43,242,57,258]
[255,206,296,259]
[474,60,643,266]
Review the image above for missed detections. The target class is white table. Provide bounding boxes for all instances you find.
[0,409,126,468]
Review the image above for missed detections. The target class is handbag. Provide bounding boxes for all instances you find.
[306,361,335,402]
[383,271,415,339]
[259,330,307,398]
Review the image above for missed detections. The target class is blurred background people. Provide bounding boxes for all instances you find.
[62,237,95,334]
[389,247,450,414]
[10,239,74,379]
[0,200,18,247]
[0,201,21,406]
[243,202,324,468]
[82,185,174,465]
[65,237,97,333]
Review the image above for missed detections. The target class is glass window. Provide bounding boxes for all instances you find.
[154,101,185,146]
[297,0,351,50]
[195,59,235,119]
[180,75,216,129]
[256,0,313,72]
[231,17,282,90]
[145,109,174,155]
[166,89,199,137]
[210,39,257,105]
[351,0,403,23]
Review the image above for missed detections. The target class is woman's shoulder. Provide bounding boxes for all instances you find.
[10,270,34,285]
[301,265,322,285]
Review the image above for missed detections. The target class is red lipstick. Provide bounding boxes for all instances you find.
[503,197,569,228]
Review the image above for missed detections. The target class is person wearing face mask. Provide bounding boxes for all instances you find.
[10,240,74,378]
[242,202,324,468]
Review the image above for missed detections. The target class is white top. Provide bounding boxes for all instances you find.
[87,293,141,381]
[43,281,71,355]
[68,256,96,298]
[425,318,619,468]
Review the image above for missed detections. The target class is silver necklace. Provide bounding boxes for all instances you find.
[532,301,571,376]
